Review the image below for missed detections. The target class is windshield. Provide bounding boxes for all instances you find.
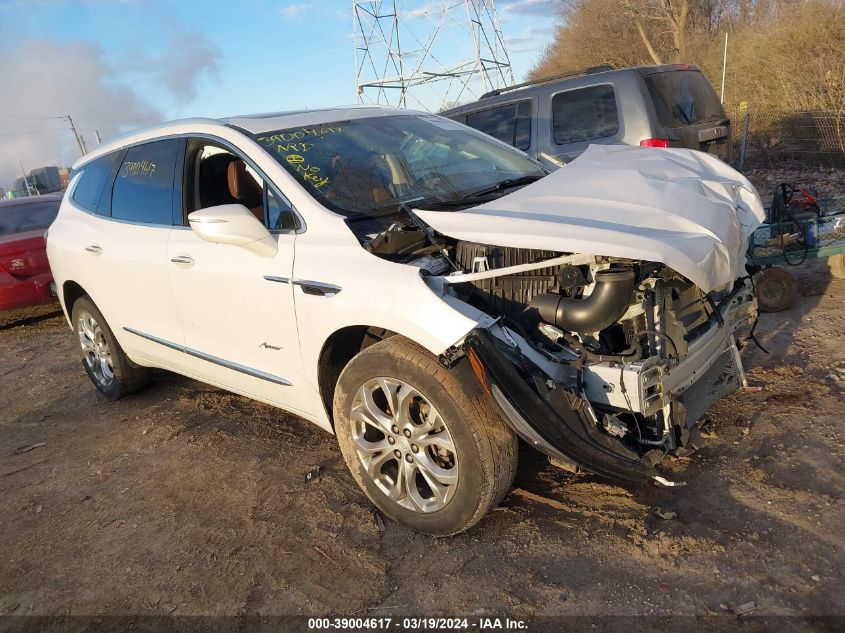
[252,114,545,217]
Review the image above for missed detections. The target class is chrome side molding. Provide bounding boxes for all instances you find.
[123,327,293,386]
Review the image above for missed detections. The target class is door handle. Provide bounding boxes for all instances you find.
[291,279,342,297]
[84,245,102,255]
[170,255,194,266]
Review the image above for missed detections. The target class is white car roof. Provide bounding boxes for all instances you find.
[72,105,420,171]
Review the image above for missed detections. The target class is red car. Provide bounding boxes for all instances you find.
[0,194,62,311]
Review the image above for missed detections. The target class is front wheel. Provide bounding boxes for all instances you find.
[333,337,517,536]
[71,296,150,400]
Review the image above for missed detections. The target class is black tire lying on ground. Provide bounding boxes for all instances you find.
[754,267,798,313]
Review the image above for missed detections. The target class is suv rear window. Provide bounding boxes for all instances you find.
[552,85,618,145]
[111,139,178,225]
[0,200,60,236]
[71,152,121,214]
[643,70,725,127]
[464,100,532,151]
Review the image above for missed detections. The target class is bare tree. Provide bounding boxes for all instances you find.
[623,0,664,63]
[623,0,690,63]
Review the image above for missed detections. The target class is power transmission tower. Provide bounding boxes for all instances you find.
[353,1,514,111]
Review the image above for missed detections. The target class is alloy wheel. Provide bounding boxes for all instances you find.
[77,311,114,388]
[350,377,459,513]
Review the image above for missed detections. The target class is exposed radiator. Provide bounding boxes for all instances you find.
[678,345,741,427]
[454,242,561,325]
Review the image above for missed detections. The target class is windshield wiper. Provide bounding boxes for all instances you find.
[464,174,544,199]
[410,199,477,211]
[408,174,544,211]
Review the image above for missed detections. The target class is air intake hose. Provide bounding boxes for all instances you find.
[527,268,635,333]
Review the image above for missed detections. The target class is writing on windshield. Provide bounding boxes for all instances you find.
[256,126,344,189]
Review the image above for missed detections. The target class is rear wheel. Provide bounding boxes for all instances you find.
[71,296,150,400]
[754,267,797,312]
[333,336,517,536]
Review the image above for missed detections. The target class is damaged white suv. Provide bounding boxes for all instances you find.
[47,107,765,535]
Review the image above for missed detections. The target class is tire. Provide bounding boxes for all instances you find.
[753,267,797,313]
[829,253,845,280]
[333,336,517,536]
[71,296,150,400]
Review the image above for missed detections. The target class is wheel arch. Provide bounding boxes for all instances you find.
[317,325,399,426]
[61,280,89,326]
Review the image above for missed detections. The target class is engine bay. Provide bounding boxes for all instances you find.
[352,215,758,479]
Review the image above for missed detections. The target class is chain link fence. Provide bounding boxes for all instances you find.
[729,109,845,169]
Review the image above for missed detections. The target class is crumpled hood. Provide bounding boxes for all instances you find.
[415,145,765,292]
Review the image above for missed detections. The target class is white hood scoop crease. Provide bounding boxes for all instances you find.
[415,145,765,293]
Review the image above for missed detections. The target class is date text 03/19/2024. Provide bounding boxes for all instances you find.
[307,617,529,631]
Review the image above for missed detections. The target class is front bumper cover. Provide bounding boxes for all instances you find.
[464,329,656,484]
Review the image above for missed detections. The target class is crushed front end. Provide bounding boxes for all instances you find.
[431,246,758,484]
[352,145,766,485]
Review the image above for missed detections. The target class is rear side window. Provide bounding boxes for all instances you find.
[71,152,121,214]
[465,100,532,151]
[0,200,60,236]
[111,139,178,225]
[644,70,726,127]
[552,85,619,145]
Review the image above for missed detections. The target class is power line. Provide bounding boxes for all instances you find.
[0,115,154,123]
[0,116,67,122]
[0,130,76,138]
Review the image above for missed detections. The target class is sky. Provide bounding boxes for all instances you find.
[0,0,561,192]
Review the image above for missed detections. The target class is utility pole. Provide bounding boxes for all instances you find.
[720,32,728,104]
[65,115,86,156]
[19,160,39,196]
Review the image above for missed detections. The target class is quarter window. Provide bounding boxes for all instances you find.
[71,152,121,214]
[552,85,619,145]
[465,100,532,151]
[267,188,297,231]
[111,139,178,225]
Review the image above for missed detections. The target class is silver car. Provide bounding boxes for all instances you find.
[442,64,732,170]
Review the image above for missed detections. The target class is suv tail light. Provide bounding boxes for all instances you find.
[640,138,669,148]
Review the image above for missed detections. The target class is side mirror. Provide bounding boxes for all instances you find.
[188,204,277,257]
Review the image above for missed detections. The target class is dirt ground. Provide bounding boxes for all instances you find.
[0,260,843,622]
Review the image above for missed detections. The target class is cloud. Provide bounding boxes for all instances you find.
[505,24,557,46]
[119,29,220,102]
[499,0,560,18]
[503,23,558,55]
[406,2,441,19]
[279,3,310,19]
[0,38,163,191]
